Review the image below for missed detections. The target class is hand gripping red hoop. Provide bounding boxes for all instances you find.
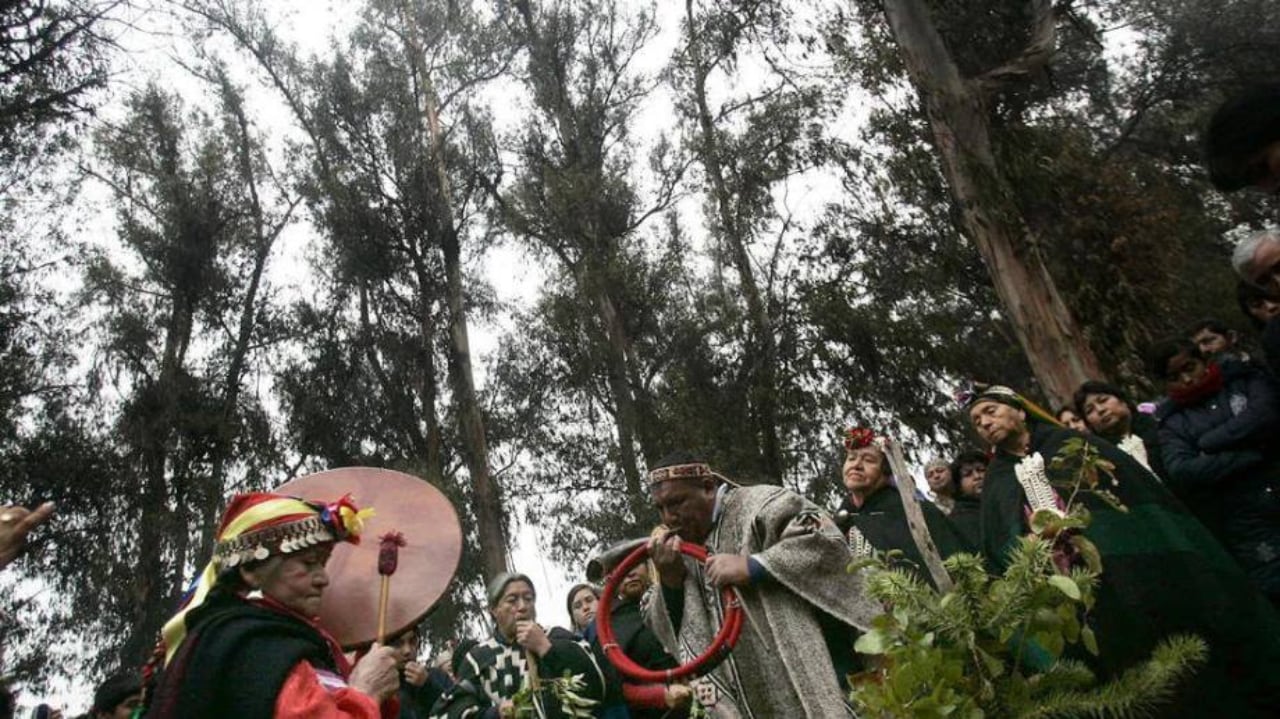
[595,541,744,683]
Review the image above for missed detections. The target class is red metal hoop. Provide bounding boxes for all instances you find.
[595,542,744,683]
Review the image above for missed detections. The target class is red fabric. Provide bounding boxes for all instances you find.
[273,662,398,719]
[216,492,317,536]
[622,682,668,709]
[1169,362,1225,406]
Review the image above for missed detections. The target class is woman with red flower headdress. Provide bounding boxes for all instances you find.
[834,428,972,588]
[143,492,401,719]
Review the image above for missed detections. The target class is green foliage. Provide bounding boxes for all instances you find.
[510,671,600,719]
[849,542,1206,718]
[849,440,1207,717]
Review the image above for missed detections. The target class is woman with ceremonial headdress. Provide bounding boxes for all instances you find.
[143,492,401,719]
[961,383,1280,717]
[834,427,972,587]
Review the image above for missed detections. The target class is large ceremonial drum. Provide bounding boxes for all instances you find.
[276,466,462,648]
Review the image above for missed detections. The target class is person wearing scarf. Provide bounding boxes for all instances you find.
[144,492,400,719]
[1149,339,1280,606]
[962,383,1280,718]
[834,428,971,588]
[579,553,692,719]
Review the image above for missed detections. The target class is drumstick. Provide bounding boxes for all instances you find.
[376,531,407,643]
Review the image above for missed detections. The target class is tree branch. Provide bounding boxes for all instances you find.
[973,0,1058,96]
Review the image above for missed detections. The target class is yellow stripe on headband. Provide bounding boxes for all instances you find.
[219,496,317,541]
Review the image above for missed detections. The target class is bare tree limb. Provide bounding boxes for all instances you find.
[974,0,1058,96]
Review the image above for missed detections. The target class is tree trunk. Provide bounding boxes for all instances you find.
[592,279,647,508]
[881,0,1102,405]
[400,0,508,578]
[123,293,194,664]
[684,0,783,481]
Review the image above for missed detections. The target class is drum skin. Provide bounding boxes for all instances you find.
[277,466,462,648]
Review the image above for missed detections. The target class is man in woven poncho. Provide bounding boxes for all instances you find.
[645,452,879,718]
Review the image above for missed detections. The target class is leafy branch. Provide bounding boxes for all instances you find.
[848,440,1207,718]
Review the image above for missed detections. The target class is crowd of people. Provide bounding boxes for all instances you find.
[1,83,1279,719]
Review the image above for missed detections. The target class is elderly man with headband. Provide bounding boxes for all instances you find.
[962,383,1280,718]
[645,451,878,718]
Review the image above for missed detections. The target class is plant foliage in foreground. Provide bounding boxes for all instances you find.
[848,441,1208,718]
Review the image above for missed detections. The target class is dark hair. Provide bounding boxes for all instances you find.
[1054,405,1077,420]
[949,450,988,488]
[1147,338,1202,380]
[1237,279,1279,330]
[387,623,420,648]
[1205,83,1280,191]
[1072,380,1133,416]
[93,672,142,712]
[1186,317,1232,339]
[650,450,705,470]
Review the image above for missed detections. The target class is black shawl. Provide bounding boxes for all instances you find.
[145,591,341,719]
[841,484,973,588]
[983,422,1280,717]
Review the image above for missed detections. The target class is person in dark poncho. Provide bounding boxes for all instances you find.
[388,626,455,719]
[834,428,972,587]
[144,492,401,719]
[963,383,1280,718]
[1072,380,1167,481]
[582,552,692,719]
[946,449,987,549]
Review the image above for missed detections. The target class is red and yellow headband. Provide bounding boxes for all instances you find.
[160,492,373,664]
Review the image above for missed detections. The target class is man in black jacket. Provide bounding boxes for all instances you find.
[1150,339,1280,605]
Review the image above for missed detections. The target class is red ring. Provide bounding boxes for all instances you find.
[596,541,744,683]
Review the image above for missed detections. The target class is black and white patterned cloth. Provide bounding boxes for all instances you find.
[429,627,607,719]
